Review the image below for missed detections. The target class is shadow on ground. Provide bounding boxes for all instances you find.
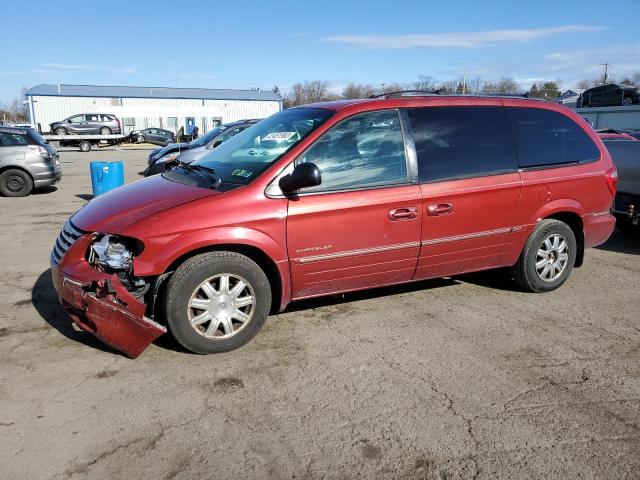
[596,228,639,255]
[75,194,93,201]
[32,186,57,195]
[32,269,123,355]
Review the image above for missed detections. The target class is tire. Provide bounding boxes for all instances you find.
[100,127,111,135]
[55,127,67,135]
[622,96,633,106]
[79,141,91,152]
[136,134,145,144]
[164,251,272,354]
[0,168,34,197]
[511,219,577,293]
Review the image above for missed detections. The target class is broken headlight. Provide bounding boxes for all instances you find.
[89,235,135,270]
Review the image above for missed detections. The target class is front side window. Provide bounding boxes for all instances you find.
[298,109,408,193]
[507,107,600,168]
[69,115,84,124]
[408,106,517,183]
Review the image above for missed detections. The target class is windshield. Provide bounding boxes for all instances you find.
[185,108,334,186]
[191,125,226,147]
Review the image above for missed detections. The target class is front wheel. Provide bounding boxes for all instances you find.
[164,251,272,354]
[79,140,91,152]
[511,219,577,292]
[55,127,68,135]
[622,96,633,106]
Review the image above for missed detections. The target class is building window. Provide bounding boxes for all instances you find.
[167,117,178,131]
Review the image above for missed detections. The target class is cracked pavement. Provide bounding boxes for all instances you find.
[1,149,639,479]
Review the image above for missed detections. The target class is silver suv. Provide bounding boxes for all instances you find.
[50,113,121,135]
[0,127,61,196]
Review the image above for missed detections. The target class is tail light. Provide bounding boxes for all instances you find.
[605,166,618,196]
[29,145,50,160]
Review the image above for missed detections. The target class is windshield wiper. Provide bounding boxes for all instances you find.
[177,162,221,188]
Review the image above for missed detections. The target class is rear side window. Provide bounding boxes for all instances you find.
[408,106,517,183]
[507,107,600,168]
[0,131,30,146]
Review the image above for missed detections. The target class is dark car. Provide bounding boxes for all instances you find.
[130,128,176,146]
[144,119,260,176]
[604,139,640,233]
[50,113,121,135]
[577,84,640,108]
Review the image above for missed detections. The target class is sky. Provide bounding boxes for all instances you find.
[1,0,639,103]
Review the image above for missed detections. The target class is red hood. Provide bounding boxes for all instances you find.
[71,175,219,233]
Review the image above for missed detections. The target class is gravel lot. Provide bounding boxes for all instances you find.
[1,148,639,480]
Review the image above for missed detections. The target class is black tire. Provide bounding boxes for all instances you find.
[0,168,34,197]
[100,127,111,135]
[164,251,271,354]
[55,127,67,135]
[79,141,91,152]
[622,96,633,106]
[511,219,577,293]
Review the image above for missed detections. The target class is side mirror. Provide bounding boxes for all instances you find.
[212,140,222,148]
[279,162,321,194]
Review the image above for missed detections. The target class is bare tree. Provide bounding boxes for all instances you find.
[413,75,438,92]
[342,83,376,99]
[285,80,338,107]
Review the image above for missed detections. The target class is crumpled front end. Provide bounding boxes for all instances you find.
[51,223,166,358]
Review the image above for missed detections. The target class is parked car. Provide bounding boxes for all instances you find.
[597,128,640,141]
[597,132,639,141]
[577,84,640,108]
[130,128,176,146]
[0,126,61,196]
[603,139,640,233]
[51,96,617,358]
[50,114,121,135]
[144,119,259,176]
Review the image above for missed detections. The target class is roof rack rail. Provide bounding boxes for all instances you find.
[369,90,531,100]
[369,89,442,99]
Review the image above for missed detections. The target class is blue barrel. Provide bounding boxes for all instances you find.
[90,161,124,197]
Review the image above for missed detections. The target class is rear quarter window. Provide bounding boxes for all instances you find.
[507,107,600,168]
[0,131,30,146]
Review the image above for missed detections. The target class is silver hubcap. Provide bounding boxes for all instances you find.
[535,234,569,282]
[187,274,255,339]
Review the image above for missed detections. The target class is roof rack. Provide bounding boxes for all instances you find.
[369,89,442,99]
[369,90,531,100]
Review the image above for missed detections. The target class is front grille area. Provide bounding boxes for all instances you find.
[51,220,84,265]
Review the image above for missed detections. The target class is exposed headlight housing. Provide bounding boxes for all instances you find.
[90,235,135,270]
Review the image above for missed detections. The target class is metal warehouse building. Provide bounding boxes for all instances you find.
[25,84,283,135]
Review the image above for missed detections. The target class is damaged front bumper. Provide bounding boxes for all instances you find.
[51,235,166,358]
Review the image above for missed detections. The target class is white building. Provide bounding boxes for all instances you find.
[26,83,283,134]
[554,89,585,108]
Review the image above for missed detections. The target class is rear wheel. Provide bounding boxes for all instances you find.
[100,127,111,135]
[622,96,633,106]
[511,219,577,292]
[164,251,271,354]
[0,169,34,197]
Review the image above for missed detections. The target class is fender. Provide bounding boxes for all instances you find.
[131,226,292,312]
[529,198,585,224]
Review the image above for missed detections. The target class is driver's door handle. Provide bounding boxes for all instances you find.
[389,207,418,221]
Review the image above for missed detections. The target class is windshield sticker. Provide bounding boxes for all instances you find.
[262,132,296,142]
[232,169,253,178]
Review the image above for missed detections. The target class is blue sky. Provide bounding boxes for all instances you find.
[1,0,638,102]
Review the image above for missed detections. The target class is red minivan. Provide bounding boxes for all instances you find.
[51,95,617,357]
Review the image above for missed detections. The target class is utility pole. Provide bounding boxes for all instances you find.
[462,71,467,94]
[599,61,610,84]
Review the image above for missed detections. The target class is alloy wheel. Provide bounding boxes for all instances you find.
[535,234,570,282]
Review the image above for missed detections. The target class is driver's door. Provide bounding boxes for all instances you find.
[286,109,422,299]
